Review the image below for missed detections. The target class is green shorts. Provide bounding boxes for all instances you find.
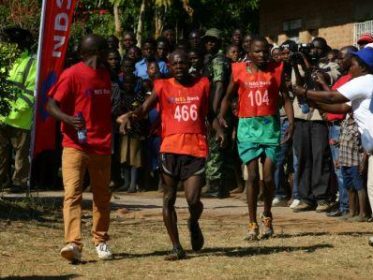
[237,116,281,164]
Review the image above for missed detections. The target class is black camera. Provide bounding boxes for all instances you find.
[290,43,315,64]
[298,43,313,56]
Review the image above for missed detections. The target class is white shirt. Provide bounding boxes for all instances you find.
[338,74,373,151]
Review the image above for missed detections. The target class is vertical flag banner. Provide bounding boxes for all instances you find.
[32,0,78,156]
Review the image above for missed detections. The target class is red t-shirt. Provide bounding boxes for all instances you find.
[232,62,283,118]
[154,77,210,158]
[327,74,352,121]
[48,62,112,155]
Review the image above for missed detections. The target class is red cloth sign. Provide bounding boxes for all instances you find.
[32,0,77,155]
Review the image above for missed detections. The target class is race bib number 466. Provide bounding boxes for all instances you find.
[174,104,198,121]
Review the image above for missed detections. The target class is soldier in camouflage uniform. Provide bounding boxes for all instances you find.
[202,28,232,198]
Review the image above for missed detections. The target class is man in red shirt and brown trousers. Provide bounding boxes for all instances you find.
[47,34,113,262]
[118,50,224,260]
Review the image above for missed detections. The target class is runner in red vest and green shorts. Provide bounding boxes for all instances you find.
[117,50,225,260]
[219,36,294,240]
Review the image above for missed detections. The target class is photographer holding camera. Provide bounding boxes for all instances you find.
[289,37,341,212]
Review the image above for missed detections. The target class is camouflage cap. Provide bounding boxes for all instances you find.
[203,28,222,41]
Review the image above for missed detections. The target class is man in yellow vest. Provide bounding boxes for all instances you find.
[0,27,36,192]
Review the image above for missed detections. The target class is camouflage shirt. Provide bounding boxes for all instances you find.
[203,50,230,85]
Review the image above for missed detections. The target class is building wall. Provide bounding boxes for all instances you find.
[260,0,373,48]
[318,24,354,48]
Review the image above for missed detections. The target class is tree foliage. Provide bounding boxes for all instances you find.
[0,42,21,117]
[0,0,41,32]
[74,0,260,42]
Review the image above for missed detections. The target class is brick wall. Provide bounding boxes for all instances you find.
[259,0,373,48]
[318,24,354,48]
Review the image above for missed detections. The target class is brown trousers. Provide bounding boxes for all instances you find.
[62,148,111,247]
[0,124,30,187]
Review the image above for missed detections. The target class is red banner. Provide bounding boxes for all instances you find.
[32,0,77,155]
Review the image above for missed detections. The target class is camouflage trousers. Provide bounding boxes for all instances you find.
[206,133,224,182]
[205,131,237,187]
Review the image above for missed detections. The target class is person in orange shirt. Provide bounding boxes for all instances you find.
[219,36,294,240]
[117,50,224,260]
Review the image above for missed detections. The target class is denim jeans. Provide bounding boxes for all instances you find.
[329,123,348,212]
[274,118,290,198]
[292,148,300,200]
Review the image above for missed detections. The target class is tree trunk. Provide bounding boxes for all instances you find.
[136,0,147,47]
[154,7,164,38]
[113,4,122,35]
[181,0,193,18]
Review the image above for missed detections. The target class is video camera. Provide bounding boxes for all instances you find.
[290,43,315,64]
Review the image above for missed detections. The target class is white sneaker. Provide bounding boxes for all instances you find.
[289,199,301,209]
[60,243,81,262]
[369,236,373,247]
[272,197,281,206]
[272,197,287,207]
[96,242,113,260]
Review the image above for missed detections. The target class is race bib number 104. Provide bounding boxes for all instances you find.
[248,89,269,107]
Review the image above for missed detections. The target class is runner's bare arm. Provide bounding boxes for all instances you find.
[117,89,159,134]
[211,118,226,148]
[218,74,238,128]
[133,88,159,118]
[281,81,295,144]
[46,98,83,130]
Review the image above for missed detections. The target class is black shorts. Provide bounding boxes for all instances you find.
[160,153,206,181]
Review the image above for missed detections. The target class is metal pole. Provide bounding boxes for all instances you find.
[28,0,48,199]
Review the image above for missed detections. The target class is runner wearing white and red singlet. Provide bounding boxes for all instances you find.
[219,36,294,240]
[117,50,225,260]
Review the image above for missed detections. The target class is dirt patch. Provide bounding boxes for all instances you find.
[0,192,373,280]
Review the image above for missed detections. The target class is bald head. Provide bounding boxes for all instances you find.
[80,34,108,60]
[169,49,188,63]
[168,50,190,81]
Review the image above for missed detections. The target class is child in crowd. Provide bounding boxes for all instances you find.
[156,37,170,63]
[327,49,340,64]
[143,61,162,190]
[119,74,146,193]
[226,45,239,63]
[120,56,143,94]
[339,113,369,221]
[188,49,203,78]
[271,46,283,63]
[107,35,120,51]
[106,49,124,189]
[127,46,142,63]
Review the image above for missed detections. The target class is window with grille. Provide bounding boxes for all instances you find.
[354,20,373,44]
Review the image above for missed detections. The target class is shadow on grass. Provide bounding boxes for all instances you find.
[1,274,79,279]
[0,195,162,227]
[111,243,333,260]
[0,198,48,222]
[112,204,162,210]
[211,206,247,209]
[273,231,373,238]
[199,243,333,257]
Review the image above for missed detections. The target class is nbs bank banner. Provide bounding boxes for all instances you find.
[32,0,77,156]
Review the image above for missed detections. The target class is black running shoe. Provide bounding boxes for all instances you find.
[188,220,204,251]
[164,246,186,261]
